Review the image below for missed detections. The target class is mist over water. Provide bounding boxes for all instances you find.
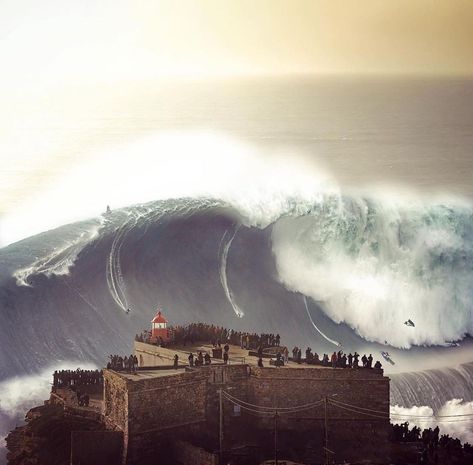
[0,362,97,464]
[3,76,473,246]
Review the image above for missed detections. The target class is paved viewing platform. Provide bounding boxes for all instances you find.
[127,341,384,380]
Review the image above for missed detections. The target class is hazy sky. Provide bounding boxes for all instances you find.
[1,0,473,245]
[1,0,473,88]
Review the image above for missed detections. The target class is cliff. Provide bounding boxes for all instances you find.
[6,404,105,465]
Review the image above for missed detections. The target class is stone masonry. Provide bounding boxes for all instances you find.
[98,341,391,465]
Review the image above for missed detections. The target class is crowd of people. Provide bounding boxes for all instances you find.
[51,369,102,409]
[183,351,212,368]
[290,347,383,370]
[107,354,138,372]
[135,323,281,351]
[53,369,103,388]
[181,342,234,368]
[391,422,472,463]
[135,322,387,371]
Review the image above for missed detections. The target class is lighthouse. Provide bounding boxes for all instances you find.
[151,309,170,343]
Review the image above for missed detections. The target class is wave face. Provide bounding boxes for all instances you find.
[0,198,322,380]
[391,362,473,411]
[1,195,473,413]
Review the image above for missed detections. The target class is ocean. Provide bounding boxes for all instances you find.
[1,76,473,457]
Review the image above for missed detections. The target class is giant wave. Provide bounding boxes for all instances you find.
[1,193,473,410]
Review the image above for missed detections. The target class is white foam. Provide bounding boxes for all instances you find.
[13,221,102,286]
[1,130,335,247]
[0,362,97,455]
[272,194,473,348]
[391,399,473,444]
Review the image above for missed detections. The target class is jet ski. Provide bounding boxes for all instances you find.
[404,319,415,327]
[444,341,460,347]
[381,351,395,365]
[126,308,131,314]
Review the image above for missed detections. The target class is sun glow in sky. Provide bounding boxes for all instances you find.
[1,0,473,245]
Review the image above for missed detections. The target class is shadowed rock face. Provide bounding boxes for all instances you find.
[6,404,106,465]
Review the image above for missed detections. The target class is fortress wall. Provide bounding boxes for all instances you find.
[126,370,208,464]
[111,348,391,464]
[173,440,218,465]
[127,370,208,434]
[203,364,251,441]
[247,366,390,462]
[125,364,251,464]
[248,366,389,416]
[103,370,129,432]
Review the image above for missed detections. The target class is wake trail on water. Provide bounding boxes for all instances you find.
[303,295,341,347]
[106,218,133,312]
[63,277,101,313]
[219,226,244,318]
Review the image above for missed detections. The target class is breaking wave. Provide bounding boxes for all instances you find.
[12,219,104,286]
[272,194,473,348]
[3,132,472,351]
[391,362,473,411]
[1,194,473,363]
[1,191,473,424]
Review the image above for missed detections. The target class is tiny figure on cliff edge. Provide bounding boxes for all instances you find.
[331,351,337,368]
[173,354,179,369]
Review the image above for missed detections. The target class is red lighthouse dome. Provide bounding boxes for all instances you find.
[151,309,170,343]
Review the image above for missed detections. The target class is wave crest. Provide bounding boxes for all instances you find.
[13,220,103,286]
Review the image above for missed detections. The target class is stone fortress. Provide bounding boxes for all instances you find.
[53,308,391,465]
